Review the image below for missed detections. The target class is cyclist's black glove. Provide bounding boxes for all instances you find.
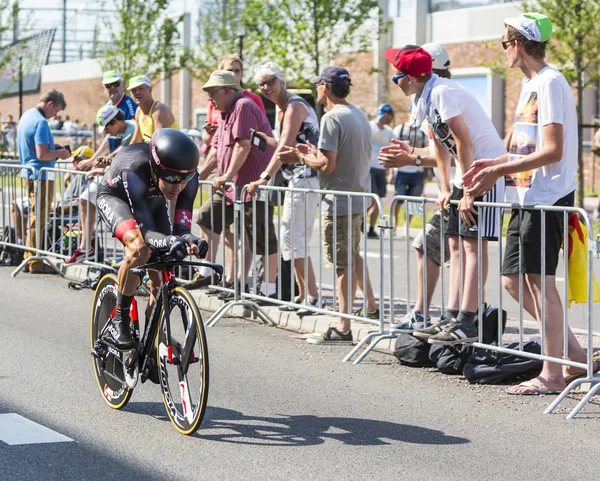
[166,235,188,261]
[182,234,209,259]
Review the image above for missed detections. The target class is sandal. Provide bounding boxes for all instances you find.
[506,380,562,396]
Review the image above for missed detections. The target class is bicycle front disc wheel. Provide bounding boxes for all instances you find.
[157,286,209,435]
[90,274,134,410]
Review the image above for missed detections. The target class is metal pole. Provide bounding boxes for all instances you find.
[18,56,23,119]
[62,0,67,63]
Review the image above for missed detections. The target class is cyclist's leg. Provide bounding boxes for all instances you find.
[97,193,151,347]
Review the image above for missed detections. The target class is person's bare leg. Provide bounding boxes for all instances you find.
[414,249,440,317]
[337,267,353,332]
[223,229,235,284]
[460,237,484,313]
[447,235,462,312]
[504,273,589,389]
[368,200,379,230]
[200,225,220,263]
[293,258,307,300]
[354,254,377,312]
[305,257,319,299]
[144,269,162,321]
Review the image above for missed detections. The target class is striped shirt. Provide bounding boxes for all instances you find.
[212,94,274,203]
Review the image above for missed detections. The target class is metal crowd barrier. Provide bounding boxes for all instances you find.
[204,183,387,335]
[345,193,598,418]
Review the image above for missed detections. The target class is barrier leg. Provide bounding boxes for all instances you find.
[566,380,600,419]
[206,300,276,328]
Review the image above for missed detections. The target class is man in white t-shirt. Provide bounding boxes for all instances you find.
[379,43,457,331]
[463,13,592,395]
[385,45,506,345]
[367,103,396,238]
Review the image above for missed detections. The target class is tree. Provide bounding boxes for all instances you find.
[183,0,245,81]
[0,1,18,79]
[98,0,181,83]
[241,0,383,86]
[522,0,600,208]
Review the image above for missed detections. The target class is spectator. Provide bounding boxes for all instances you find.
[247,62,322,316]
[463,13,596,394]
[281,66,376,343]
[379,42,459,331]
[65,106,136,264]
[202,54,266,146]
[129,75,179,143]
[367,103,395,239]
[85,70,137,165]
[385,46,506,345]
[196,54,266,296]
[196,70,279,301]
[55,114,64,131]
[392,102,428,236]
[17,89,72,273]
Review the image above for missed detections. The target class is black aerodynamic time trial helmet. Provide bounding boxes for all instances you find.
[150,128,199,183]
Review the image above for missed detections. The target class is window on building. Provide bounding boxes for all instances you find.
[388,0,414,18]
[453,74,490,117]
[430,0,507,13]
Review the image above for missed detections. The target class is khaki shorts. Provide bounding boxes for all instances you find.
[322,213,363,269]
[412,211,450,266]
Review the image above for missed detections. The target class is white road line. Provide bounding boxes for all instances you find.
[0,413,73,445]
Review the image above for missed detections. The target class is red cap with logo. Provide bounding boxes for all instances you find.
[384,46,432,77]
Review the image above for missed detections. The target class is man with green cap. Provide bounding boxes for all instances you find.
[128,74,179,143]
[463,13,593,395]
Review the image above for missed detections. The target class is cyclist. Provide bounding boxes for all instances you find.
[96,128,207,349]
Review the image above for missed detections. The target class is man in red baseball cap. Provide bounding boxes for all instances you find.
[382,44,507,347]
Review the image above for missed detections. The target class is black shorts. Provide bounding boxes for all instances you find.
[370,168,387,198]
[97,191,171,242]
[445,184,503,240]
[502,191,575,276]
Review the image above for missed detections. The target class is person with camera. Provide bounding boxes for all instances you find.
[17,89,72,274]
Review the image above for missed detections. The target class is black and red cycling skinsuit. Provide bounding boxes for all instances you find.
[96,143,198,249]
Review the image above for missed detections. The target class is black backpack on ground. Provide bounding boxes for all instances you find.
[462,341,543,384]
[429,343,475,374]
[0,226,24,266]
[393,334,435,367]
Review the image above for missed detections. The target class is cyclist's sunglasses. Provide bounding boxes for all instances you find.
[501,40,515,50]
[104,81,121,88]
[392,73,407,85]
[160,171,196,184]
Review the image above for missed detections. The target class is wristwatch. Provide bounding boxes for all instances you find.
[415,154,422,167]
[259,172,271,181]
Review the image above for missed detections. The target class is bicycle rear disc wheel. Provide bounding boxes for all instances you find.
[90,274,134,409]
[157,286,209,435]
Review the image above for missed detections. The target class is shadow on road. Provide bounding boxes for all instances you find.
[128,403,469,446]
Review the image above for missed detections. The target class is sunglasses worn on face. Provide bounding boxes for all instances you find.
[104,81,120,88]
[258,78,276,88]
[392,73,407,85]
[501,40,515,50]
[160,171,196,184]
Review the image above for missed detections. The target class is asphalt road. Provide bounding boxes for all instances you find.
[1,267,600,481]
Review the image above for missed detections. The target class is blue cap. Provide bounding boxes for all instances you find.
[310,66,351,85]
[378,103,394,119]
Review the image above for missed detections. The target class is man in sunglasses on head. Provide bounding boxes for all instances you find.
[96,128,207,350]
[385,45,506,345]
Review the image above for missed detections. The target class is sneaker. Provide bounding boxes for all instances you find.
[367,229,379,239]
[306,327,353,344]
[205,280,232,296]
[255,293,279,306]
[353,307,380,320]
[297,297,326,317]
[65,247,95,265]
[186,274,213,291]
[412,319,453,340]
[427,321,478,345]
[217,283,248,300]
[280,296,302,311]
[390,310,430,333]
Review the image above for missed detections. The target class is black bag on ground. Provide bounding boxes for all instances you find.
[429,343,475,374]
[393,334,435,367]
[463,341,543,384]
[481,304,507,345]
[0,226,23,266]
[68,266,113,290]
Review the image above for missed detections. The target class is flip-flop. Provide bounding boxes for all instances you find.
[563,361,599,384]
[506,380,562,396]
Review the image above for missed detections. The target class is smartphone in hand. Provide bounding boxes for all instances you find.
[250,128,267,152]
